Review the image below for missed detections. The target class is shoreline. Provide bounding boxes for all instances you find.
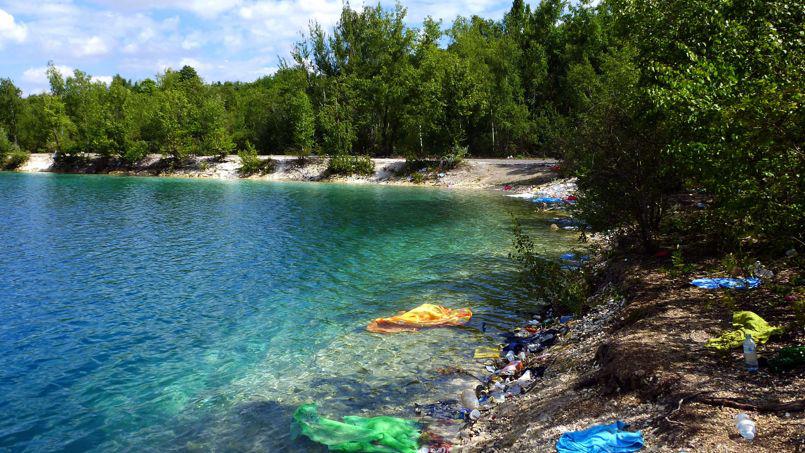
[12,153,560,191]
[453,246,803,452]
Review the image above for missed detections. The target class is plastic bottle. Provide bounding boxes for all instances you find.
[501,360,522,375]
[753,261,773,279]
[743,334,758,372]
[469,409,481,420]
[735,413,756,440]
[505,350,516,362]
[461,389,479,410]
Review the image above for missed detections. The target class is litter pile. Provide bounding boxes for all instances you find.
[406,311,621,452]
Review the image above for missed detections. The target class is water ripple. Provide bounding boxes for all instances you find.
[0,173,577,451]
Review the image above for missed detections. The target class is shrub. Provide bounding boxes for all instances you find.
[5,149,30,170]
[238,143,276,176]
[510,217,589,314]
[668,248,693,277]
[411,172,425,184]
[123,140,149,165]
[327,154,374,176]
[0,127,13,163]
[439,144,467,171]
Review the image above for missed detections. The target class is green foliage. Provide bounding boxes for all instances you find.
[4,149,30,170]
[0,79,23,144]
[238,143,275,176]
[327,154,375,176]
[564,47,679,250]
[510,218,588,314]
[668,249,693,277]
[0,127,13,163]
[1,128,30,170]
[440,144,467,171]
[608,0,804,251]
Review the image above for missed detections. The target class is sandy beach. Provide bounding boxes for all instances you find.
[16,153,560,190]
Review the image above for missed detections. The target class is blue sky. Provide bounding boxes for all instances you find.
[0,0,514,95]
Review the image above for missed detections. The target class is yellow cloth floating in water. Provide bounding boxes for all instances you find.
[705,311,783,350]
[473,346,501,359]
[367,303,472,334]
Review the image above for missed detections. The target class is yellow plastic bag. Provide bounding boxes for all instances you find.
[367,303,472,334]
[473,346,501,359]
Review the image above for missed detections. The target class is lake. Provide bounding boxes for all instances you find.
[0,172,577,451]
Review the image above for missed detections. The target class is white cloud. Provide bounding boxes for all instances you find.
[88,0,242,19]
[20,64,73,94]
[92,75,113,85]
[3,0,516,95]
[19,65,112,93]
[0,8,28,46]
[75,36,110,57]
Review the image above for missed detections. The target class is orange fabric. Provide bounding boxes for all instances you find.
[367,303,472,334]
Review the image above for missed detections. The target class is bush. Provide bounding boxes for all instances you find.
[0,127,13,163]
[123,140,149,164]
[4,149,30,170]
[327,154,375,176]
[439,144,467,171]
[510,218,589,314]
[238,143,276,176]
[564,48,679,251]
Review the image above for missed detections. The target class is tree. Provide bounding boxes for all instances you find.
[0,79,23,144]
[612,0,804,249]
[565,47,678,250]
[288,90,315,157]
[18,94,75,154]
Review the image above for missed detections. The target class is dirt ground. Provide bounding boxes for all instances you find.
[459,250,804,452]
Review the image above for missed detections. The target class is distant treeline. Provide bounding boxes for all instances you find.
[0,1,631,160]
[0,0,801,250]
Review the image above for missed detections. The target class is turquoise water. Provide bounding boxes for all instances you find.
[0,173,577,452]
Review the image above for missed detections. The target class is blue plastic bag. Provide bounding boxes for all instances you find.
[690,277,760,290]
[556,420,644,452]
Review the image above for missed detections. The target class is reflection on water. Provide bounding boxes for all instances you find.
[0,173,577,451]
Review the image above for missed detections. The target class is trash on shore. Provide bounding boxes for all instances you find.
[414,400,466,421]
[367,304,472,333]
[416,309,572,446]
[743,334,759,372]
[292,403,421,453]
[560,252,590,270]
[753,261,774,279]
[532,196,564,204]
[473,346,500,359]
[460,389,479,410]
[706,311,783,350]
[690,277,761,290]
[555,420,644,452]
[735,413,757,441]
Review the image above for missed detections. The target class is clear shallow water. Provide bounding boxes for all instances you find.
[0,173,577,452]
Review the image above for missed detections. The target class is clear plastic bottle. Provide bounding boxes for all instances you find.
[743,334,758,372]
[735,413,756,440]
[461,389,479,410]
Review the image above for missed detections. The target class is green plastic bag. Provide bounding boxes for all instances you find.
[706,311,783,351]
[292,403,421,453]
